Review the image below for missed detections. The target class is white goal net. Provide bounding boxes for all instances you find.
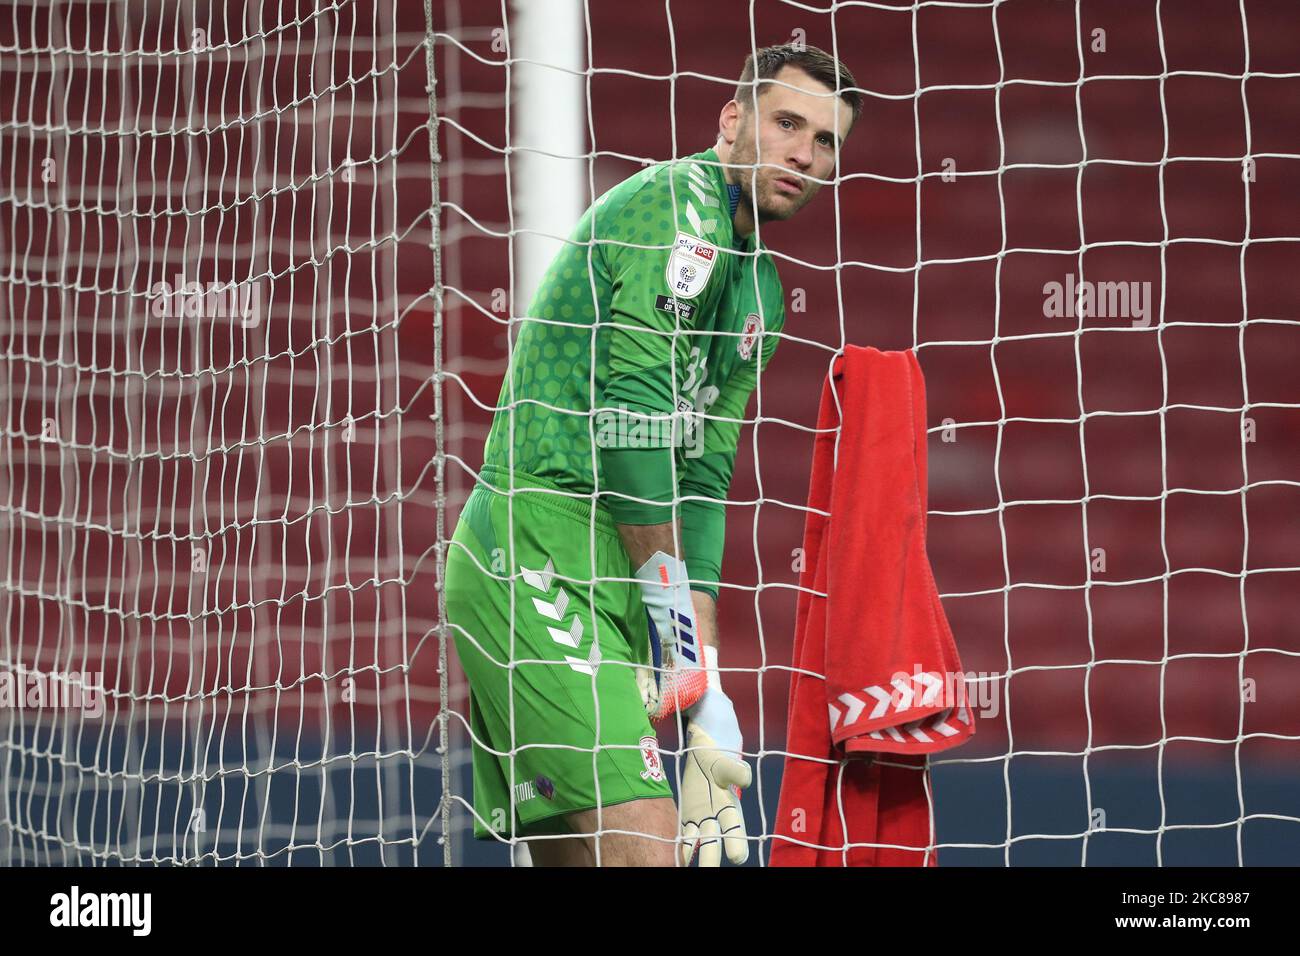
[2,0,1297,867]
[1,0,448,865]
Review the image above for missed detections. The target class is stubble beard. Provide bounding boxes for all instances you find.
[732,124,802,224]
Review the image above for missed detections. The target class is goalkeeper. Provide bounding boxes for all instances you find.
[445,43,860,866]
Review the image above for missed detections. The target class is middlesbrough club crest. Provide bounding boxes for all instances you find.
[639,735,665,782]
[738,312,762,360]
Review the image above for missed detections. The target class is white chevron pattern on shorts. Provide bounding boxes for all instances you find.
[547,616,583,649]
[565,637,601,676]
[531,587,569,621]
[520,559,593,674]
[520,558,555,592]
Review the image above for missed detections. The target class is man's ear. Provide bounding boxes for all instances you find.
[718,99,742,146]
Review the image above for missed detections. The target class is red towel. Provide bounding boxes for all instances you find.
[770,346,975,867]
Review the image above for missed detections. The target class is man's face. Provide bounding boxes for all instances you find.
[728,65,854,223]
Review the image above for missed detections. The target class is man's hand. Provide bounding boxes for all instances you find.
[632,551,707,719]
[678,684,751,866]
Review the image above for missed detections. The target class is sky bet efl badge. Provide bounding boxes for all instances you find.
[665,231,716,299]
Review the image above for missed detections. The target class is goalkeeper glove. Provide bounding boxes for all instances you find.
[632,550,708,721]
[678,646,751,866]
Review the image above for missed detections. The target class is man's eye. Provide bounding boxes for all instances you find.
[778,118,794,130]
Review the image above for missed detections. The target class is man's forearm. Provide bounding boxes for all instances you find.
[615,519,681,571]
[690,589,718,651]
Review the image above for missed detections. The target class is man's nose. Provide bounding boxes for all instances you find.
[787,135,814,170]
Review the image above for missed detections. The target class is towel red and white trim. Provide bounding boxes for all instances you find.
[770,346,975,867]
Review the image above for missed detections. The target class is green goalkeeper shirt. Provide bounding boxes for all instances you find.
[480,146,786,598]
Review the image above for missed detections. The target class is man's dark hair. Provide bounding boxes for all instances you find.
[734,43,862,132]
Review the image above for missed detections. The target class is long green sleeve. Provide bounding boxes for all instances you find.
[678,314,783,597]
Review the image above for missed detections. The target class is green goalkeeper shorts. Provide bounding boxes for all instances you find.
[445,464,673,840]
